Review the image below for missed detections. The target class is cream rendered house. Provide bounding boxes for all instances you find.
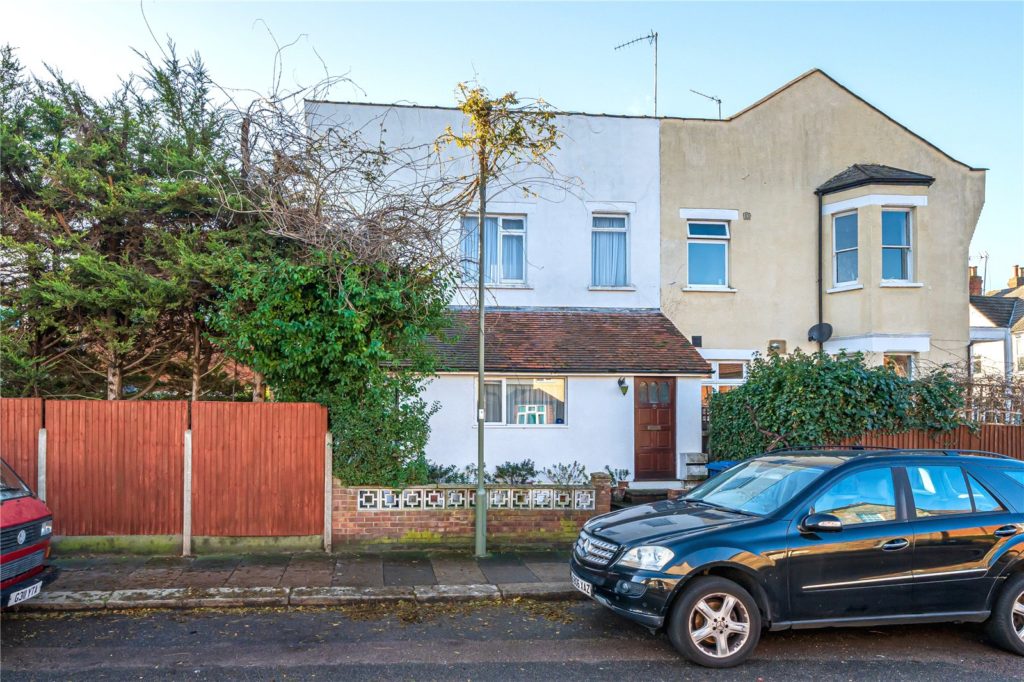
[659,70,986,434]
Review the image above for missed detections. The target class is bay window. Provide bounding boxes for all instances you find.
[832,211,859,285]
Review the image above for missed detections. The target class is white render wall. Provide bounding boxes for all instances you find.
[422,374,703,480]
[306,101,661,309]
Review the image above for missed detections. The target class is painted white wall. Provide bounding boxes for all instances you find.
[306,102,661,309]
[421,374,703,480]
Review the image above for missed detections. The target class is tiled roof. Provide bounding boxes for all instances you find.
[431,308,711,375]
[816,164,935,195]
[971,295,1024,330]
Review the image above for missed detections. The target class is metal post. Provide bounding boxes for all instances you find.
[475,142,489,558]
[324,432,333,553]
[653,31,658,117]
[36,428,46,502]
[182,429,193,556]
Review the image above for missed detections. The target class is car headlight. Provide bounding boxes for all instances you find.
[40,520,53,536]
[616,545,674,570]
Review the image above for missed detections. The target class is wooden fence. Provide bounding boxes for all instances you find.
[848,424,1024,461]
[0,399,328,544]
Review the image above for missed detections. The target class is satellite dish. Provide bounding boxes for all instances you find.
[807,322,833,343]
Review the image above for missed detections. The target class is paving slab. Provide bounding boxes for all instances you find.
[181,586,289,608]
[107,588,188,609]
[382,557,436,586]
[523,560,569,583]
[333,557,384,587]
[476,554,539,584]
[430,557,488,585]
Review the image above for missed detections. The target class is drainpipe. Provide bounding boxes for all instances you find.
[815,191,824,352]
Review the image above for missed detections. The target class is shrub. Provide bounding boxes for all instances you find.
[492,459,539,484]
[543,461,589,485]
[708,350,969,459]
[604,466,630,485]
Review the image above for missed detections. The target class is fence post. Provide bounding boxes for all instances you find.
[36,427,47,502]
[323,432,333,553]
[182,429,193,556]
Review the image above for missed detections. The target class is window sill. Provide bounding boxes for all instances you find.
[827,283,863,294]
[474,424,570,430]
[588,285,637,292]
[459,283,534,290]
[880,281,924,288]
[682,286,737,293]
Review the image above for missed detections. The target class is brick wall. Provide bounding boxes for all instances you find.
[332,474,612,547]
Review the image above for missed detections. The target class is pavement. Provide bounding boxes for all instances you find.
[17,549,579,611]
[3,598,1021,680]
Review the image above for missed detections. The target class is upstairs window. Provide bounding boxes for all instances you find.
[591,215,628,286]
[882,210,912,281]
[461,216,526,285]
[833,211,859,285]
[687,221,730,287]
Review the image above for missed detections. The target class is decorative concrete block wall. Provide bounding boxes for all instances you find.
[332,473,612,546]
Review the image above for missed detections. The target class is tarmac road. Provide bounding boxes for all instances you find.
[2,599,1021,681]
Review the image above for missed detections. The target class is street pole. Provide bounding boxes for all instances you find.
[475,142,488,558]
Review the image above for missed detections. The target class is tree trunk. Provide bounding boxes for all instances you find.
[190,323,202,401]
[106,363,123,400]
[252,371,265,402]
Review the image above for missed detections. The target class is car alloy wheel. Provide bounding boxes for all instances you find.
[986,573,1024,657]
[688,592,751,658]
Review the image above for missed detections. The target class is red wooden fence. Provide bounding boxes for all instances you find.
[0,398,42,488]
[190,401,328,537]
[848,424,1024,461]
[46,401,187,535]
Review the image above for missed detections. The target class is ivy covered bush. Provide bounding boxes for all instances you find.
[708,350,970,459]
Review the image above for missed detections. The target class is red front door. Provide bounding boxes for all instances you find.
[634,377,676,480]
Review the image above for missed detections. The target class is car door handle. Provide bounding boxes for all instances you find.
[881,538,910,551]
[994,525,1019,538]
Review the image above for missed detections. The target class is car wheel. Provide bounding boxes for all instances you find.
[667,576,762,668]
[987,572,1024,656]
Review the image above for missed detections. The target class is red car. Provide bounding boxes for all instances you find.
[1,459,59,608]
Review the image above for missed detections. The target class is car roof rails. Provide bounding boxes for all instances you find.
[849,448,1013,461]
[761,445,894,455]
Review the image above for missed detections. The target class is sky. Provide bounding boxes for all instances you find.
[3,0,1022,289]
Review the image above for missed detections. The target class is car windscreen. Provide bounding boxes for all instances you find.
[685,458,834,515]
[0,460,31,501]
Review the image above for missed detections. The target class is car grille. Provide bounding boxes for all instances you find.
[574,530,619,567]
[1,520,44,553]
[0,549,45,582]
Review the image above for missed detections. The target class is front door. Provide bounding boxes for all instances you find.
[634,377,675,480]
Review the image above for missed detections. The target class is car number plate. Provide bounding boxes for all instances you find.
[7,581,42,606]
[571,573,592,597]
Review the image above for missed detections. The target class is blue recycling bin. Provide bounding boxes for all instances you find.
[706,460,740,478]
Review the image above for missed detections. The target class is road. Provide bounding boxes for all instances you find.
[2,600,1020,681]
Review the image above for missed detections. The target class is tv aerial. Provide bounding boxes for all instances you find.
[690,89,723,120]
[615,31,658,116]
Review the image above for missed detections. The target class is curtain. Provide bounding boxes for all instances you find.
[502,234,524,281]
[460,217,499,283]
[505,378,565,425]
[592,230,627,286]
[483,381,502,422]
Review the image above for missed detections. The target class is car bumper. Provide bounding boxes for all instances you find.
[569,554,680,630]
[1,564,60,608]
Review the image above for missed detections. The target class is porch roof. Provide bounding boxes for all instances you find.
[431,307,711,375]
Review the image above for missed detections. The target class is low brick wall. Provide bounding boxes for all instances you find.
[332,474,612,547]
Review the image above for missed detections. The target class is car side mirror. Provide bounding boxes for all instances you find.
[800,512,843,533]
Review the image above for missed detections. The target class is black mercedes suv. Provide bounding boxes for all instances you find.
[569,448,1024,668]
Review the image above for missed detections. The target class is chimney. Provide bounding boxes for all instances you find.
[969,266,983,296]
[1010,264,1024,289]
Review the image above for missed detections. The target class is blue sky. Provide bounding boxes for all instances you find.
[3,1,1021,288]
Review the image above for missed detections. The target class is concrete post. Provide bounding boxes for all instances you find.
[323,432,333,553]
[182,429,193,556]
[36,428,47,501]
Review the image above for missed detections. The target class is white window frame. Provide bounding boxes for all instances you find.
[883,353,915,379]
[461,214,528,286]
[476,376,568,428]
[881,208,913,283]
[832,210,859,287]
[590,213,630,288]
[686,221,731,289]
